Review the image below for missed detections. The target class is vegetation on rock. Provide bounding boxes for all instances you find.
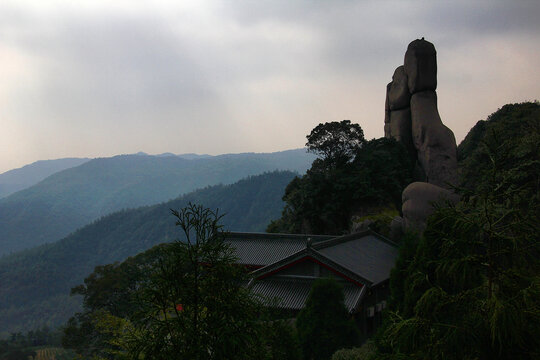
[374,102,540,359]
[268,122,413,234]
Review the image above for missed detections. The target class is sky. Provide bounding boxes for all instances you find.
[1,0,539,173]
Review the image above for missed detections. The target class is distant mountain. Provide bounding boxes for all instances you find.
[175,153,213,160]
[0,171,296,335]
[0,149,314,255]
[0,158,89,199]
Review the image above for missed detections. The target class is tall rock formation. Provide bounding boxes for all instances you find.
[385,39,459,232]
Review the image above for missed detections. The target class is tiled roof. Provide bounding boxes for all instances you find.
[315,232,399,284]
[250,230,398,286]
[230,230,397,313]
[250,277,365,313]
[225,232,334,267]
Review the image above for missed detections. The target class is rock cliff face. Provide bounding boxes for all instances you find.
[385,39,459,232]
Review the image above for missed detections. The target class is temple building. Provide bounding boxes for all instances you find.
[226,230,398,335]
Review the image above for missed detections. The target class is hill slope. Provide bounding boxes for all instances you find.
[0,170,296,335]
[0,149,314,255]
[457,101,540,190]
[0,158,89,199]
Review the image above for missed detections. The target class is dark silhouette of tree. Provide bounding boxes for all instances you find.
[296,278,359,360]
[306,120,365,167]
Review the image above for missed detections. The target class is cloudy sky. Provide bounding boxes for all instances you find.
[1,0,539,173]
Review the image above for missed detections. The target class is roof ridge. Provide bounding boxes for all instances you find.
[225,231,335,242]
[312,229,399,249]
[312,229,372,249]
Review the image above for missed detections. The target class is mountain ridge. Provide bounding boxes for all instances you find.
[0,149,315,255]
[0,158,90,199]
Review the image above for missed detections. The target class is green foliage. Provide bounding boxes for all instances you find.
[266,320,302,360]
[296,278,359,360]
[0,171,296,335]
[306,120,366,166]
[0,348,36,360]
[375,103,540,359]
[269,136,413,234]
[331,342,375,360]
[458,101,539,191]
[0,327,64,360]
[124,204,267,359]
[62,245,169,357]
[386,232,421,313]
[351,208,399,238]
[64,204,271,359]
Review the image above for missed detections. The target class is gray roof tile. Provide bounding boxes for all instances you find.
[226,232,334,267]
[250,277,365,313]
[316,233,399,284]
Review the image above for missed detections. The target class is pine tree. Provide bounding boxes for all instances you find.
[296,278,359,360]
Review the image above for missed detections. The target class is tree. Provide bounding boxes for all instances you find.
[83,203,268,359]
[266,319,303,360]
[268,137,412,234]
[375,116,540,359]
[296,278,359,360]
[306,120,365,166]
[0,348,36,360]
[63,245,169,358]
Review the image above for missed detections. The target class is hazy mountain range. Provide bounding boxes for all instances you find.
[0,170,297,335]
[0,149,315,256]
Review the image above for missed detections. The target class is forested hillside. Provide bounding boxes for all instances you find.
[0,149,314,255]
[457,101,540,190]
[372,102,540,359]
[0,158,89,199]
[0,171,296,335]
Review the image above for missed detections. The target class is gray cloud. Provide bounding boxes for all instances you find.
[16,14,217,116]
[1,1,539,172]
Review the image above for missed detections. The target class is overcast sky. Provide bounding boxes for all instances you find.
[1,0,539,173]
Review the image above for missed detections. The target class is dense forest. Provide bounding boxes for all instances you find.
[0,149,314,255]
[0,171,296,336]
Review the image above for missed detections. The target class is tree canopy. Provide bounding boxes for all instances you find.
[306,120,366,166]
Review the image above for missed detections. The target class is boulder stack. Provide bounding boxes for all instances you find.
[384,38,459,232]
